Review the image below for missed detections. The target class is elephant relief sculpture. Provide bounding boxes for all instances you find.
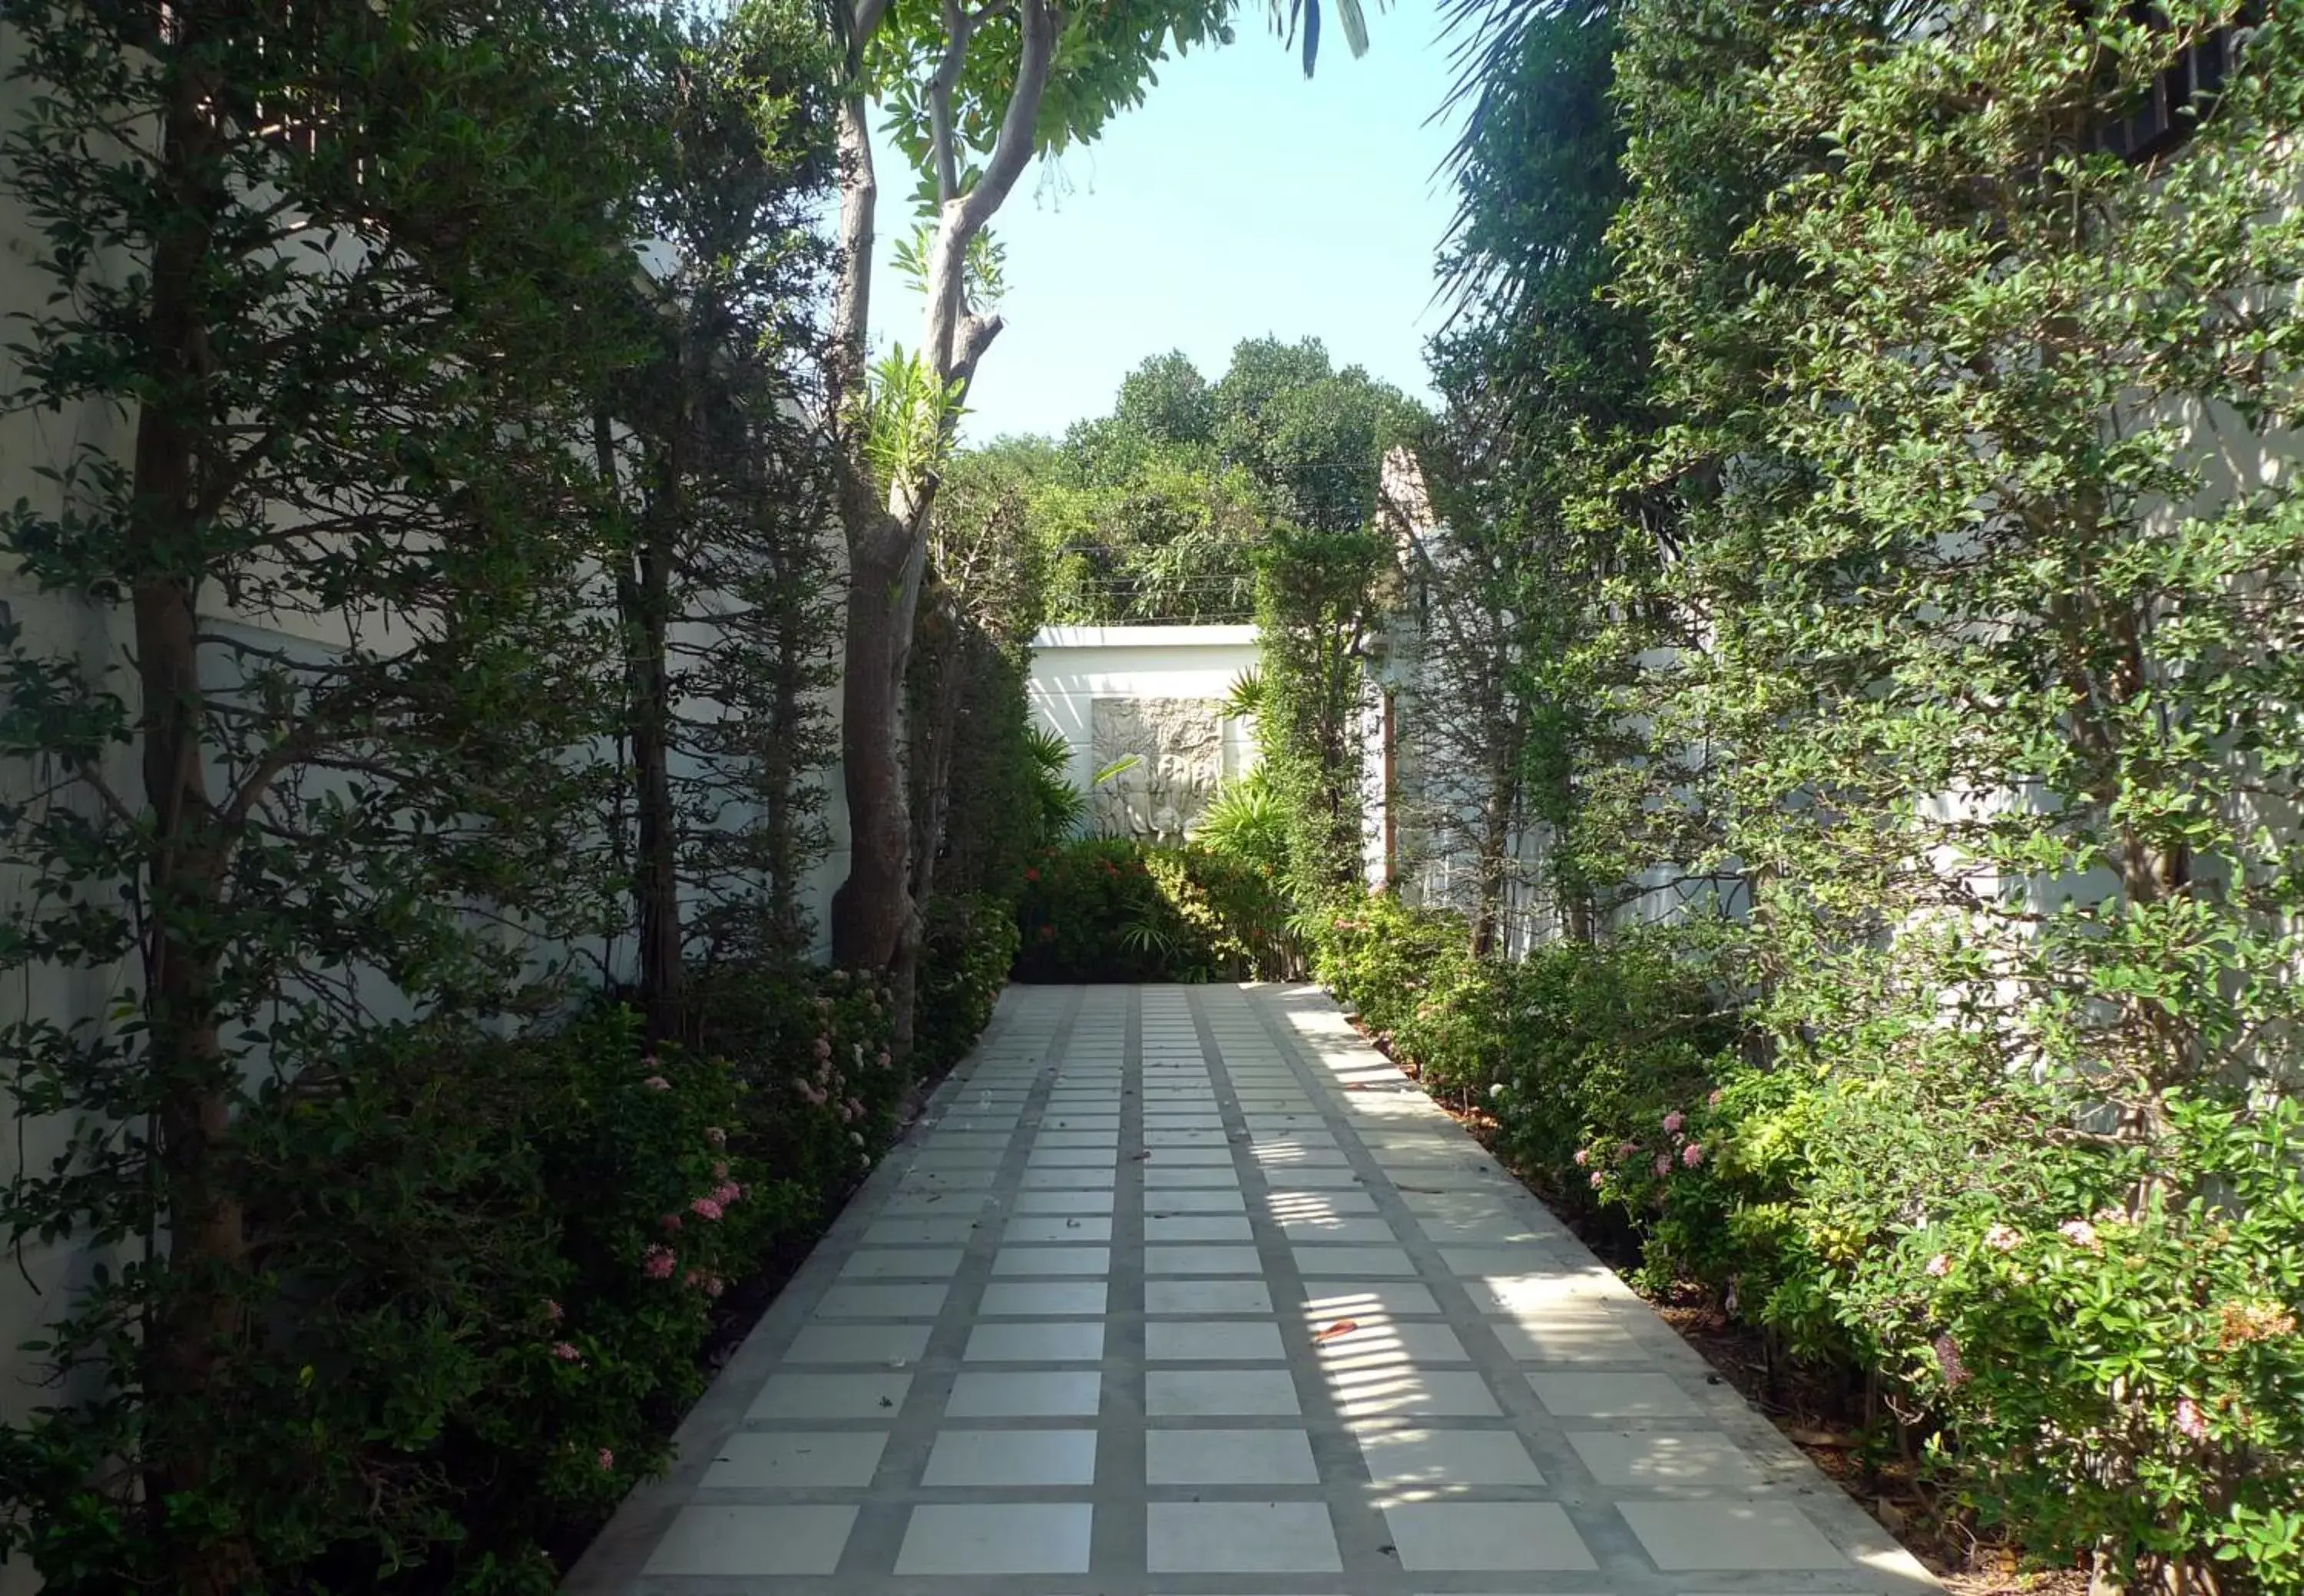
[1090,697,1223,843]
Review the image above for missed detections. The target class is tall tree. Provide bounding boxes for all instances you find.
[821,0,1239,990]
[0,0,656,1584]
[593,0,840,1039]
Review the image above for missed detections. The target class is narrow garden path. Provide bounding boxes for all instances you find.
[565,983,1937,1595]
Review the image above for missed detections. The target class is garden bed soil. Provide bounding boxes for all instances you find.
[1357,1025,2086,1596]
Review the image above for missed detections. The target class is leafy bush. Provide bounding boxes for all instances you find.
[919,892,1021,1076]
[1193,769,1289,876]
[1013,837,1294,982]
[0,951,962,1594]
[1332,908,2304,1588]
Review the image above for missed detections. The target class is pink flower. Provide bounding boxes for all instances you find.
[1662,1110,1685,1134]
[700,1273,725,1298]
[1925,1253,1951,1279]
[1653,1153,1672,1177]
[1573,1148,1591,1167]
[1933,1333,1971,1388]
[713,1181,742,1206]
[713,1161,730,1180]
[1984,1223,2022,1253]
[704,1126,727,1148]
[642,1075,672,1091]
[690,1197,724,1222]
[1589,1170,1606,1189]
[544,1299,563,1322]
[1614,1140,1640,1163]
[552,1342,582,1362]
[2175,1398,2209,1441]
[846,1096,866,1121]
[641,1245,677,1280]
[2059,1219,2102,1252]
[642,1054,658,1068]
[598,1447,614,1470]
[659,1213,682,1234]
[1681,1141,1704,1168]
[1708,1088,1725,1109]
[813,1035,833,1061]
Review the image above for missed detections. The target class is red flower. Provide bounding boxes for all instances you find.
[1025,867,1040,882]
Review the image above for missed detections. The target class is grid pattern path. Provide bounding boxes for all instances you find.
[565,982,1936,1596]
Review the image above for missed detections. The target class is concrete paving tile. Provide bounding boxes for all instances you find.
[783,1323,932,1365]
[746,1371,912,1420]
[992,1245,1111,1276]
[922,1428,1098,1486]
[1145,1214,1255,1243]
[1146,1278,1276,1315]
[894,1502,1093,1574]
[1352,1425,1544,1488]
[1616,1501,1850,1570]
[1146,1245,1264,1275]
[946,1369,1104,1417]
[642,1505,856,1574]
[1567,1429,1768,1486]
[1528,1371,1703,1419]
[1147,1502,1342,1574]
[1147,1427,1320,1485]
[1004,1214,1114,1243]
[963,1320,1107,1362]
[1145,1367,1303,1416]
[1010,1187,1115,1214]
[699,1431,888,1488]
[979,1280,1109,1316]
[1383,1502,1597,1571]
[1144,1320,1287,1362]
[1144,1188,1248,1213]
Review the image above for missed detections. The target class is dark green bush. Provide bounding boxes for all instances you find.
[0,952,976,1594]
[1012,837,1294,982]
[919,892,1021,1076]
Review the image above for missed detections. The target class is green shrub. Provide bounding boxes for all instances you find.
[689,959,901,1211]
[1193,769,1289,876]
[1341,910,2304,1588]
[919,892,1020,1075]
[1013,837,1294,982]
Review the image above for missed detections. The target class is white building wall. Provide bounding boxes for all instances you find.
[1025,626,1263,804]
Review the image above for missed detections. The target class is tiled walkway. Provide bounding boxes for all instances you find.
[566,982,1935,1596]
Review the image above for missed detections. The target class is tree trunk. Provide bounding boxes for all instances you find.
[627,498,683,1043]
[832,507,915,970]
[826,0,1049,988]
[136,37,253,1592]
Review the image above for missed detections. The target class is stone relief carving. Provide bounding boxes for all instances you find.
[1090,697,1224,843]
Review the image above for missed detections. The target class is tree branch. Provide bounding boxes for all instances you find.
[951,311,1005,396]
[951,0,1053,240]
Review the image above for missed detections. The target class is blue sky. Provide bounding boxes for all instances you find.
[866,0,1466,444]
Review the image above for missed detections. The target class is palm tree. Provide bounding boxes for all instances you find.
[1274,0,1378,77]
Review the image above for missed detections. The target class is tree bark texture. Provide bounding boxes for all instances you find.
[136,35,254,1591]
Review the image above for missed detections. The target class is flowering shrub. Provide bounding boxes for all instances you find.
[1336,908,2304,1588]
[690,957,901,1208]
[0,949,961,1594]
